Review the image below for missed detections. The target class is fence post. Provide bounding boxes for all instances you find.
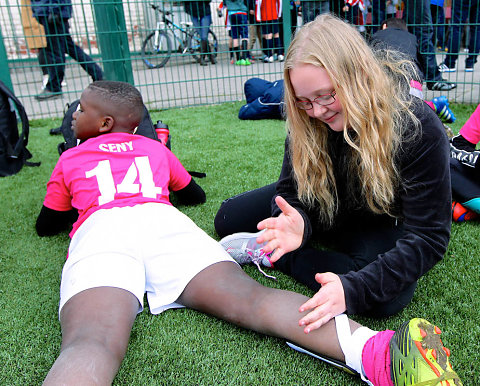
[92,0,134,84]
[282,0,292,52]
[0,26,14,91]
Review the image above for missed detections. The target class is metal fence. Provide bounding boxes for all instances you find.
[0,0,479,120]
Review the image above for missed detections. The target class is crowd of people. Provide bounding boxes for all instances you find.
[22,0,477,86]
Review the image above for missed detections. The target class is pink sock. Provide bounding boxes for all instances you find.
[425,100,435,110]
[361,330,395,386]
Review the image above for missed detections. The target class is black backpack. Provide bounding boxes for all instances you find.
[0,81,39,177]
[55,99,169,155]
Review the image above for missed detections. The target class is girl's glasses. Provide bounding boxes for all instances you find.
[295,91,336,110]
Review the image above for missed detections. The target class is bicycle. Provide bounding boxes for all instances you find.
[141,4,218,69]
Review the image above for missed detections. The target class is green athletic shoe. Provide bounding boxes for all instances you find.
[390,318,462,386]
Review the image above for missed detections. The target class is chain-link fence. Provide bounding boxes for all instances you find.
[1,0,479,120]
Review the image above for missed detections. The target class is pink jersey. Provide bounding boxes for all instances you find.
[460,103,480,145]
[44,133,192,237]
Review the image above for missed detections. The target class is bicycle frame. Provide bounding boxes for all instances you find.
[153,7,194,54]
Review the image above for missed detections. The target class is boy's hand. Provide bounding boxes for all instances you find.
[256,196,304,262]
[298,273,346,333]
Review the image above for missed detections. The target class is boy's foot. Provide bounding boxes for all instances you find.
[452,201,478,222]
[432,95,456,123]
[427,80,456,91]
[219,231,276,279]
[35,89,62,101]
[390,318,462,386]
[465,65,474,72]
[264,56,274,63]
[439,63,457,73]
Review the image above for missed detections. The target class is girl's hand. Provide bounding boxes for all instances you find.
[256,196,304,262]
[298,273,346,333]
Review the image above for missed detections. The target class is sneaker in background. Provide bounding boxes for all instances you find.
[452,201,478,222]
[278,54,285,62]
[390,318,462,386]
[439,63,456,72]
[427,81,457,91]
[432,95,456,123]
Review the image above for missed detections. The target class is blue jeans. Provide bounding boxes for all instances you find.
[301,0,329,24]
[403,0,442,82]
[370,0,386,33]
[431,4,446,49]
[445,0,480,68]
[190,14,212,41]
[37,16,103,92]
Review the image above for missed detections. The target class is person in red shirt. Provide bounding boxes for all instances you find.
[255,0,284,62]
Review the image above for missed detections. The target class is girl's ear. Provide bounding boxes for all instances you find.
[99,116,114,133]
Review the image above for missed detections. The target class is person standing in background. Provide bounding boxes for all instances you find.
[184,0,217,66]
[402,0,456,91]
[430,0,447,52]
[439,0,480,73]
[31,0,104,101]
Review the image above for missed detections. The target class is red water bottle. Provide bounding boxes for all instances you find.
[154,120,170,148]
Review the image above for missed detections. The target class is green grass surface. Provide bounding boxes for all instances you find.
[1,101,479,385]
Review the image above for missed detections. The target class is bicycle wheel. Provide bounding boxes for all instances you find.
[141,31,172,69]
[188,30,218,63]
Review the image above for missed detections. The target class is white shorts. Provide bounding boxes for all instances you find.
[59,203,235,316]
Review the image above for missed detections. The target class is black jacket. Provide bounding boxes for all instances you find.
[273,100,451,314]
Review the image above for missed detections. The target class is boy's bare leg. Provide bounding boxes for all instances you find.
[177,261,361,361]
[43,287,139,385]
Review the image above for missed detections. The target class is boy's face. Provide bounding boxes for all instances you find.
[72,89,108,140]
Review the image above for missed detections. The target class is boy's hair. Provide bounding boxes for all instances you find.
[87,81,144,129]
[381,17,408,31]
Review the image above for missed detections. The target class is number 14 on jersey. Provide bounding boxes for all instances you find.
[86,156,162,205]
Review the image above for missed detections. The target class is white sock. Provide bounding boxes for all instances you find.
[334,314,377,383]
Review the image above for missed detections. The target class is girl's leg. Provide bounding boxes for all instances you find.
[43,287,139,385]
[214,183,276,237]
[177,261,356,360]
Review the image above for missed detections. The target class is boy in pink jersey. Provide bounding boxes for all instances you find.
[36,81,461,385]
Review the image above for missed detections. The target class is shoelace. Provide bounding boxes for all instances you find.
[245,248,277,280]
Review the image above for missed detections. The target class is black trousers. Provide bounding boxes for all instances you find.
[37,16,103,92]
[215,183,417,318]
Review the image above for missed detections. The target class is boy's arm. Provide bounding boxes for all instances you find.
[36,205,78,237]
[171,178,206,205]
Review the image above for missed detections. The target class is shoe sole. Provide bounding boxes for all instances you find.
[390,318,462,386]
[35,94,62,101]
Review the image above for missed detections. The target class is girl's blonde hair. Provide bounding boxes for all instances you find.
[283,14,419,227]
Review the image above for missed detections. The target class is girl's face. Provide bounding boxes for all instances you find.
[289,64,345,132]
